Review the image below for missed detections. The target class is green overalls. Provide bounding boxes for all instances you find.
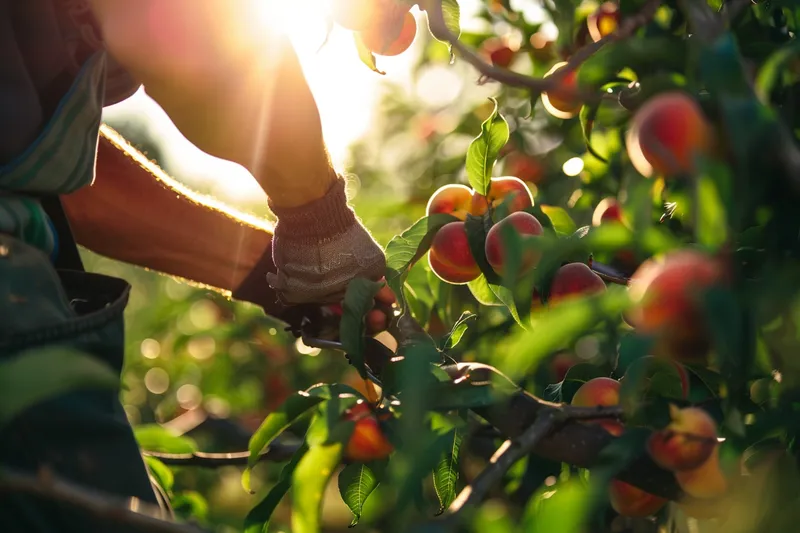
[0,51,160,531]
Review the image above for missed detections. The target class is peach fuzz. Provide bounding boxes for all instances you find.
[609,479,667,517]
[470,177,534,217]
[541,62,582,119]
[484,212,544,277]
[627,249,724,363]
[587,2,620,43]
[626,91,715,178]
[428,221,480,285]
[358,10,417,57]
[344,402,394,462]
[647,405,718,472]
[426,184,474,221]
[549,263,607,304]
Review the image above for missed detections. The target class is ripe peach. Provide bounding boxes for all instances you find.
[470,177,534,217]
[426,184,474,221]
[330,0,379,31]
[592,197,624,227]
[504,152,544,184]
[549,263,607,304]
[571,377,624,436]
[675,447,727,499]
[344,402,394,462]
[481,37,516,68]
[609,479,667,517]
[485,212,544,277]
[428,221,480,285]
[647,405,718,472]
[628,250,724,363]
[587,2,620,42]
[626,91,715,178]
[541,62,582,119]
[358,10,417,57]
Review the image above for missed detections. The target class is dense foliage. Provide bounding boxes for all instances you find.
[8,0,800,532]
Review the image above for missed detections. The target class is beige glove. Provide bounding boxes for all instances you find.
[266,176,386,305]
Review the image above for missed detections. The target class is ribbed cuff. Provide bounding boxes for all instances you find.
[268,176,357,244]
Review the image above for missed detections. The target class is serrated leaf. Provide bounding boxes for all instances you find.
[539,205,577,237]
[292,443,344,533]
[433,429,462,513]
[134,424,198,454]
[338,462,385,526]
[0,347,118,426]
[354,34,385,75]
[244,392,326,492]
[502,288,632,379]
[341,278,385,379]
[442,311,477,350]
[466,98,509,196]
[386,213,460,313]
[244,443,308,533]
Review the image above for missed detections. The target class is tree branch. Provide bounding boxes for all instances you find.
[0,467,208,533]
[143,440,301,467]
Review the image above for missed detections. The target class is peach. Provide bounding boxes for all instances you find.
[470,177,534,217]
[329,0,379,30]
[541,62,582,119]
[485,212,544,277]
[548,263,607,304]
[628,249,724,363]
[504,152,545,184]
[647,405,717,472]
[344,402,394,462]
[426,184,474,221]
[358,10,417,57]
[587,2,620,42]
[428,221,481,285]
[481,37,516,68]
[571,377,624,436]
[675,447,728,499]
[626,91,715,178]
[592,197,624,227]
[609,479,667,517]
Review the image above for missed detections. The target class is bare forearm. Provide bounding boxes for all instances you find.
[62,125,273,294]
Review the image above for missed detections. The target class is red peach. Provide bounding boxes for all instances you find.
[344,402,394,462]
[504,152,545,184]
[549,263,607,304]
[609,479,667,517]
[428,221,481,285]
[481,37,516,68]
[484,212,544,277]
[626,91,715,178]
[426,184,474,221]
[541,62,582,119]
[358,10,417,57]
[587,2,620,42]
[470,177,534,217]
[647,405,718,472]
[592,197,624,227]
[571,377,623,436]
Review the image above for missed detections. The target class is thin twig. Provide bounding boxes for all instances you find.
[443,409,558,522]
[143,441,301,467]
[0,467,208,533]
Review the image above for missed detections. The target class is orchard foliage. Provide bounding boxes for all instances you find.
[7,0,800,532]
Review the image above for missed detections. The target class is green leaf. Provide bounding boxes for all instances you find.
[134,424,198,454]
[0,347,118,426]
[464,212,501,284]
[577,37,687,90]
[244,392,326,492]
[385,213,460,312]
[292,443,344,533]
[522,480,590,533]
[579,102,608,163]
[427,0,461,57]
[539,205,577,237]
[442,311,477,350]
[353,34,385,75]
[433,429,462,513]
[338,462,385,526]
[172,491,209,523]
[557,363,607,403]
[144,456,174,496]
[341,278,385,379]
[467,275,523,326]
[244,443,308,533]
[694,164,729,250]
[466,98,510,196]
[755,39,800,102]
[501,288,631,379]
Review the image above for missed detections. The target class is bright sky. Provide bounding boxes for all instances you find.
[101,0,546,204]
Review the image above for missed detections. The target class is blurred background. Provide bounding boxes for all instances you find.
[88,0,618,530]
